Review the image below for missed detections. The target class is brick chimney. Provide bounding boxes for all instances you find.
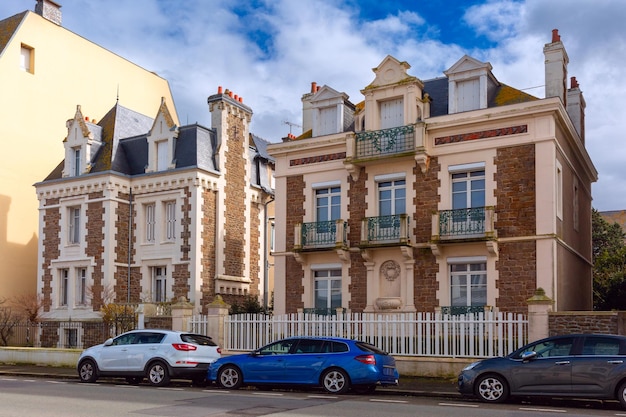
[543,29,568,106]
[35,0,62,26]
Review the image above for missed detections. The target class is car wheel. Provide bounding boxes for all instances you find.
[126,376,143,385]
[217,365,243,389]
[476,374,509,403]
[322,368,350,394]
[78,359,98,383]
[618,381,626,409]
[147,361,170,387]
[352,384,376,394]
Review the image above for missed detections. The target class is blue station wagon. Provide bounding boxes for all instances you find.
[207,336,399,394]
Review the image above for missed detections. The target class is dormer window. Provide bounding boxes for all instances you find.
[380,98,404,129]
[145,99,178,173]
[156,140,169,171]
[303,85,354,138]
[456,79,480,112]
[317,106,338,136]
[444,55,498,114]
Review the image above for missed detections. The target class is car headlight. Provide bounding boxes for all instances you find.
[462,361,480,371]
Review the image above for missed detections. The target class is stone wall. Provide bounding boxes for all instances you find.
[285,175,305,313]
[549,311,626,336]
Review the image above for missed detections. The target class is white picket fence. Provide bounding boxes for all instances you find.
[189,311,528,358]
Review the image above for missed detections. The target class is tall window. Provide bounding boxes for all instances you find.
[165,201,176,241]
[314,269,342,311]
[73,147,81,176]
[316,187,341,222]
[153,267,167,302]
[60,269,69,306]
[76,268,87,305]
[450,262,487,307]
[378,179,406,216]
[20,44,33,73]
[157,140,168,171]
[69,206,81,244]
[145,204,155,242]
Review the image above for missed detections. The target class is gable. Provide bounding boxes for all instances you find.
[0,12,27,57]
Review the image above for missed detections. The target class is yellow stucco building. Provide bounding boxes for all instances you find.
[0,0,178,301]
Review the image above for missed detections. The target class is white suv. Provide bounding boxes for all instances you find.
[77,329,221,386]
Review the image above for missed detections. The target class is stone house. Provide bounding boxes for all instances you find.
[0,0,178,301]
[269,30,596,316]
[35,89,274,340]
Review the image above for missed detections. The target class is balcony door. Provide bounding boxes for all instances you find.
[451,169,485,234]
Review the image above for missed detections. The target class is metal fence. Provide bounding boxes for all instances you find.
[204,311,527,358]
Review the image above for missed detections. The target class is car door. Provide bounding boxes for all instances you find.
[125,332,164,371]
[245,339,296,383]
[570,335,625,395]
[283,339,328,383]
[99,333,138,371]
[509,337,575,394]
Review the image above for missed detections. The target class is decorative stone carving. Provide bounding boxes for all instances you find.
[380,260,401,281]
[376,297,402,310]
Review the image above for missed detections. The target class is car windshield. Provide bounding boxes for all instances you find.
[181,334,217,346]
[356,341,387,355]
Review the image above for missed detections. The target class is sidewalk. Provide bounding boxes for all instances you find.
[0,364,461,397]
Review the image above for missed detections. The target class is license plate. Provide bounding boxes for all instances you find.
[383,367,396,376]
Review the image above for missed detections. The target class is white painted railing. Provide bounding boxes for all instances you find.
[189,311,528,358]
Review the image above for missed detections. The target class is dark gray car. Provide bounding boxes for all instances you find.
[458,334,626,408]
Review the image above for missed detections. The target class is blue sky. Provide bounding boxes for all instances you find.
[2,0,626,211]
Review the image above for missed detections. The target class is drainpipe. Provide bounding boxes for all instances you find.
[263,194,274,309]
[128,188,133,303]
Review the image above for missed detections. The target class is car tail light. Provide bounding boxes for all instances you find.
[217,347,222,354]
[355,354,376,365]
[172,343,197,351]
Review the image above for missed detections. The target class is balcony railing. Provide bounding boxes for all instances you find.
[355,124,414,159]
[361,214,410,245]
[432,207,495,240]
[294,220,347,250]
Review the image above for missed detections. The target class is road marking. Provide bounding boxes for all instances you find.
[252,392,284,396]
[1,378,17,381]
[46,381,66,384]
[370,399,408,403]
[439,402,479,408]
[519,407,567,413]
[157,387,184,391]
[203,390,229,393]
[308,395,337,399]
[114,384,139,388]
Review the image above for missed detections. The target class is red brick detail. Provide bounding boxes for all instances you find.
[249,203,261,296]
[113,192,140,302]
[223,113,246,278]
[41,198,60,312]
[290,152,346,166]
[496,241,536,314]
[414,248,439,311]
[86,193,105,310]
[413,158,440,241]
[494,145,536,238]
[285,175,305,313]
[200,190,217,312]
[347,168,367,311]
[435,125,527,145]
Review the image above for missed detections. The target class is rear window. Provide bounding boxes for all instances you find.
[181,334,217,346]
[355,342,388,355]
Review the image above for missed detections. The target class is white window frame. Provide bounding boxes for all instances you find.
[73,147,81,176]
[378,178,406,216]
[60,269,69,307]
[145,203,156,243]
[76,267,87,306]
[153,266,168,302]
[448,257,487,307]
[68,206,81,245]
[313,268,342,310]
[164,201,176,241]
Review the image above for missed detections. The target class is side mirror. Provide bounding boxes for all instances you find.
[103,338,114,347]
[521,351,538,361]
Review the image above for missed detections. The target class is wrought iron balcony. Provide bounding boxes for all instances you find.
[360,214,410,246]
[440,305,491,315]
[432,207,495,241]
[294,220,347,251]
[355,124,415,159]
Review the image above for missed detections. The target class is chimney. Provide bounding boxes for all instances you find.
[543,29,569,106]
[567,76,586,143]
[35,0,62,25]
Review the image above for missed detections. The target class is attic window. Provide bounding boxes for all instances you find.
[156,140,169,171]
[20,44,34,73]
[457,79,480,112]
